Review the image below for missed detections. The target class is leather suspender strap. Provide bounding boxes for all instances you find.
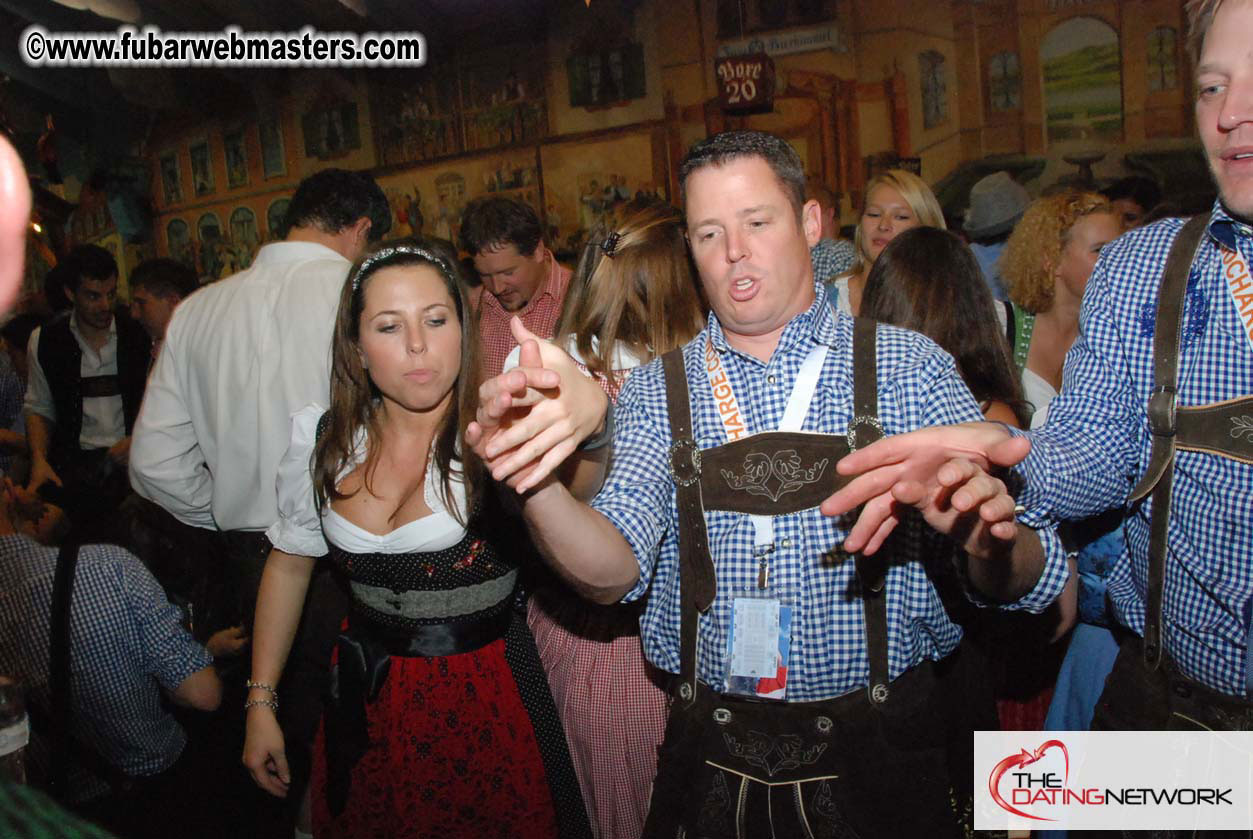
[39,537,134,798]
[663,348,715,708]
[48,537,79,793]
[1130,214,1209,671]
[848,318,890,705]
[1130,214,1210,503]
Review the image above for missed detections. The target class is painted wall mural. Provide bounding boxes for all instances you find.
[1042,16,1122,143]
[919,50,948,130]
[166,218,193,268]
[1147,26,1178,92]
[189,140,214,196]
[987,51,1022,111]
[376,147,537,248]
[540,131,663,254]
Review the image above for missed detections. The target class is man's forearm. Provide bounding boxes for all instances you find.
[965,527,1047,604]
[522,481,640,604]
[25,412,51,463]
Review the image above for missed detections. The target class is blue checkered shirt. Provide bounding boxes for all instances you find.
[1017,202,1253,697]
[810,237,856,283]
[593,284,1069,700]
[0,534,211,802]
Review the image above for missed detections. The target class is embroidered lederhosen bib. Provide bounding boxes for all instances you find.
[1131,215,1253,718]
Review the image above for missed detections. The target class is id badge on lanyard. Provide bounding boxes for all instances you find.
[705,336,828,700]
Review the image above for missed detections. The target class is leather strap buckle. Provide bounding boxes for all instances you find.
[1147,385,1177,437]
[847,415,885,452]
[668,438,702,486]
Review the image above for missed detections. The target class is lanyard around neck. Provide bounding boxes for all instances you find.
[1220,242,1253,356]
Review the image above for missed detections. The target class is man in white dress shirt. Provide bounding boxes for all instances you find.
[129,168,389,835]
[129,168,389,623]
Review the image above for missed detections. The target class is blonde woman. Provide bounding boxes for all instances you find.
[504,198,706,839]
[827,169,945,315]
[1001,192,1120,427]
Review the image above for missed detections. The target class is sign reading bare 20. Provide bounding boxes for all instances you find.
[716,54,775,113]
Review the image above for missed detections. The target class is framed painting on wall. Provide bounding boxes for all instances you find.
[266,197,291,240]
[302,101,361,160]
[567,44,646,108]
[189,140,214,197]
[260,118,286,178]
[159,152,182,204]
[223,128,249,188]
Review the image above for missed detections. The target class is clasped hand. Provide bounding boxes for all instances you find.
[823,421,1031,559]
[465,317,608,494]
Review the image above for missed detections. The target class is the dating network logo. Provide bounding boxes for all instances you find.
[988,739,1071,821]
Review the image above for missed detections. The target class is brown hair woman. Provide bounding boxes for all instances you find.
[243,239,590,838]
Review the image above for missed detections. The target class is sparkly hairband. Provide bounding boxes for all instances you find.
[350,244,455,291]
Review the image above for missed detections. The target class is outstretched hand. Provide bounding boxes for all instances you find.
[465,317,609,493]
[821,422,1031,556]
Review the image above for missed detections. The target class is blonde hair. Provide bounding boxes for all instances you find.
[849,169,946,275]
[1186,0,1226,64]
[555,199,705,390]
[1001,191,1112,314]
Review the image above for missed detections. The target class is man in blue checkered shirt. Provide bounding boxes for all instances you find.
[469,130,1066,835]
[0,482,235,834]
[834,0,1253,733]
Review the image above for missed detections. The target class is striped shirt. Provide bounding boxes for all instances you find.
[592,285,1069,700]
[1017,202,1253,696]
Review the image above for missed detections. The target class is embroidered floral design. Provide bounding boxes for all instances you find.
[721,730,829,777]
[452,539,485,571]
[720,451,828,502]
[810,779,861,838]
[697,769,732,833]
[1230,415,1253,443]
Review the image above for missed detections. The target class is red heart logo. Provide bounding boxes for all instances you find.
[988,739,1069,821]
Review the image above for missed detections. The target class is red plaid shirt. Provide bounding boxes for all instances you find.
[476,252,571,378]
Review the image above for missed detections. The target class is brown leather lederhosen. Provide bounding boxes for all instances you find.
[1097,214,1253,731]
[641,318,972,839]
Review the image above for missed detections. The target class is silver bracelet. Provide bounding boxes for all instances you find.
[244,697,279,713]
[245,679,278,697]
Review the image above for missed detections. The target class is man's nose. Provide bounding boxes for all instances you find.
[1218,75,1253,132]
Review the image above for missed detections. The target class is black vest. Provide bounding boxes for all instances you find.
[36,311,150,465]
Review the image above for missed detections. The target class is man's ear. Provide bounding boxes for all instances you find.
[63,283,76,304]
[355,217,373,244]
[801,199,823,248]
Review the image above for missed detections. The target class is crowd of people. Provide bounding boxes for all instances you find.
[0,0,1250,836]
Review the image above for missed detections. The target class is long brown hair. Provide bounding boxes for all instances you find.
[313,238,482,523]
[555,199,705,389]
[860,227,1030,427]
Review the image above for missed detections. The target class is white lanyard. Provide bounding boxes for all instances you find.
[703,335,830,555]
[1220,243,1253,355]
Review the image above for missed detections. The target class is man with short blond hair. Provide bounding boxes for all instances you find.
[831,0,1253,734]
